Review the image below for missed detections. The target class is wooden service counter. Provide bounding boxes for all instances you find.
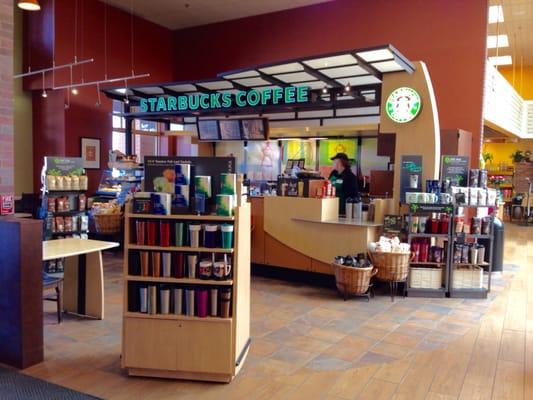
[251,197,381,275]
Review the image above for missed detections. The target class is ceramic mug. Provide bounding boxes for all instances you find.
[417,192,427,203]
[213,261,232,280]
[198,260,213,280]
[405,192,418,204]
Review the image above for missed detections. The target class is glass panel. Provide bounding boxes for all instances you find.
[112,131,126,153]
[318,138,358,178]
[135,134,158,162]
[246,141,280,181]
[282,140,316,171]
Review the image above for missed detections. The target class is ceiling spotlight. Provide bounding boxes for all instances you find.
[41,89,47,98]
[322,86,328,94]
[124,97,130,105]
[95,100,101,107]
[17,0,41,11]
[344,82,351,92]
[71,88,79,95]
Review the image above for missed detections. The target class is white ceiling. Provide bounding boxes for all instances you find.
[101,0,334,30]
[488,0,533,66]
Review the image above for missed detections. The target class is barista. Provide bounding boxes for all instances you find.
[329,153,359,215]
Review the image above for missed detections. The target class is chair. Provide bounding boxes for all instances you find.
[43,273,63,324]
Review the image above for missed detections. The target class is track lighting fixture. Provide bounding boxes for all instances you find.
[344,82,351,92]
[17,0,41,11]
[322,86,328,94]
[41,90,47,98]
[71,88,79,95]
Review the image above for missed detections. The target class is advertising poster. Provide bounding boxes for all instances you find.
[400,155,422,203]
[441,155,469,186]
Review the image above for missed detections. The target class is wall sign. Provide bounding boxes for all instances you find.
[385,87,422,123]
[440,155,469,186]
[140,86,310,113]
[400,155,423,203]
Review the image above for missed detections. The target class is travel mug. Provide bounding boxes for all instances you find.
[470,246,479,265]
[418,216,428,233]
[139,286,148,313]
[410,216,419,233]
[174,252,184,278]
[204,225,218,248]
[196,289,208,318]
[411,242,420,262]
[430,218,439,234]
[136,220,146,245]
[140,251,149,276]
[221,224,234,249]
[410,174,418,189]
[159,221,170,247]
[210,288,218,317]
[454,216,464,233]
[185,289,195,316]
[477,245,485,264]
[187,255,197,278]
[152,252,161,277]
[220,288,232,318]
[173,288,183,315]
[162,252,171,277]
[175,222,184,246]
[189,224,202,248]
[420,241,429,262]
[160,287,170,314]
[147,221,157,246]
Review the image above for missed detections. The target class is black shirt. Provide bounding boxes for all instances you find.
[329,168,359,214]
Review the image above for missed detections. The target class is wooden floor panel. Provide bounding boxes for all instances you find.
[17,224,532,399]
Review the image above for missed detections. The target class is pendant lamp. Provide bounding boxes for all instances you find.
[18,0,41,11]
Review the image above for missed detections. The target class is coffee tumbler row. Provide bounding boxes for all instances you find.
[138,285,232,318]
[132,251,232,281]
[135,220,234,249]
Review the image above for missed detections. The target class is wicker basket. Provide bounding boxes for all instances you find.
[368,251,410,282]
[332,263,378,296]
[93,213,122,234]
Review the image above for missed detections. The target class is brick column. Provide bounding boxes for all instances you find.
[0,0,13,194]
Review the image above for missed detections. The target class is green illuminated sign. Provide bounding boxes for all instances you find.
[139,86,310,113]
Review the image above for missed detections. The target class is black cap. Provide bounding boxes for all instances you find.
[330,152,349,162]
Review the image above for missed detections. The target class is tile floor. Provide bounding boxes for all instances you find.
[23,224,531,399]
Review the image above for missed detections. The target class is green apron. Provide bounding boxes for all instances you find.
[330,175,345,215]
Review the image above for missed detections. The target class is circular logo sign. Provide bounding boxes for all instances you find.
[385,87,422,123]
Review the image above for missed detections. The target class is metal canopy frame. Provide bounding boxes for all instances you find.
[102,44,415,123]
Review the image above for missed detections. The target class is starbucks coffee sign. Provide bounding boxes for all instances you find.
[385,87,421,123]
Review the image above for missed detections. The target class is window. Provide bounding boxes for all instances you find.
[112,131,126,153]
[112,101,125,129]
[134,134,158,163]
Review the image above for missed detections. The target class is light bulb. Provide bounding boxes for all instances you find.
[344,82,351,92]
[124,97,130,105]
[41,90,47,98]
[71,88,79,95]
[322,86,328,94]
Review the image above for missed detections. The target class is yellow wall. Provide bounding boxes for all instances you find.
[499,66,533,100]
[483,141,533,169]
[14,7,33,195]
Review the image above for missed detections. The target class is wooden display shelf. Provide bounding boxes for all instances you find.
[453,262,489,267]
[122,195,251,383]
[128,244,233,253]
[487,171,513,176]
[409,233,449,238]
[125,312,232,323]
[126,275,233,286]
[409,262,445,266]
[128,213,235,222]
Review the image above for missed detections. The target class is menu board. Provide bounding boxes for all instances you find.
[383,215,403,234]
[400,155,422,203]
[242,119,268,140]
[219,120,242,140]
[440,155,469,186]
[197,120,220,141]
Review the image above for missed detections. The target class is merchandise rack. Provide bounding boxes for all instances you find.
[406,203,453,298]
[121,200,251,383]
[448,204,494,299]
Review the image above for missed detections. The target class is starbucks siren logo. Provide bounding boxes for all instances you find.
[385,87,422,123]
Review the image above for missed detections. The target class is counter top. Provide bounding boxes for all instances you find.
[292,217,382,227]
[43,238,119,261]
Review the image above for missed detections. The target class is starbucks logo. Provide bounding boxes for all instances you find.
[385,87,422,123]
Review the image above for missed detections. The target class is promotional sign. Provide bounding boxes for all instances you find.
[144,156,235,213]
[440,155,469,186]
[0,195,14,215]
[140,86,310,113]
[383,215,403,234]
[44,157,84,176]
[400,155,423,203]
[385,87,422,123]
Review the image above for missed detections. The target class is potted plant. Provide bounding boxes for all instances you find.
[511,150,526,163]
[482,151,494,166]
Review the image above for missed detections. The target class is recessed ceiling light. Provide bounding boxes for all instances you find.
[487,34,509,48]
[488,5,504,23]
[489,55,512,66]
